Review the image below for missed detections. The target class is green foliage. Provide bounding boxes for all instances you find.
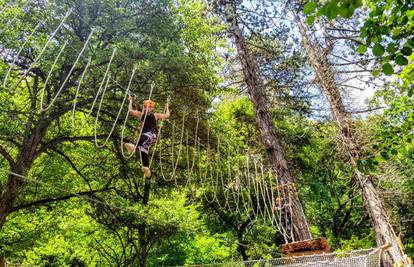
[1,0,413,265]
[304,2,318,15]
[304,0,414,76]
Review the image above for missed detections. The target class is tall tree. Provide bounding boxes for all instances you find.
[211,0,312,242]
[293,11,408,266]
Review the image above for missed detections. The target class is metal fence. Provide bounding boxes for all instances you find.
[179,248,382,267]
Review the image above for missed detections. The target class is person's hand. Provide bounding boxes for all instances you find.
[128,95,135,102]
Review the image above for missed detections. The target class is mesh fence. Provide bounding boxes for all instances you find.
[179,248,382,267]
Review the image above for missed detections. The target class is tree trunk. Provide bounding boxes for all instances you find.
[219,0,312,242]
[0,120,47,229]
[0,167,27,229]
[296,16,408,266]
[137,177,151,267]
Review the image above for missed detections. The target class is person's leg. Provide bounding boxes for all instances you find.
[140,150,149,167]
[140,150,151,177]
[138,134,151,177]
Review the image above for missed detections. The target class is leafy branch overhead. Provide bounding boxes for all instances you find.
[303,0,414,76]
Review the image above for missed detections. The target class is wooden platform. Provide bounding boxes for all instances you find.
[280,238,331,257]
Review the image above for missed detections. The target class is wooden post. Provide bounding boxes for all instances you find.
[280,238,331,257]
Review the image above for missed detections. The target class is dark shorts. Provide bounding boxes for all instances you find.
[138,132,157,154]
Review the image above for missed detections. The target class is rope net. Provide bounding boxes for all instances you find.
[178,248,382,267]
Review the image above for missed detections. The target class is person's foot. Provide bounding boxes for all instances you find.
[141,167,151,177]
[124,143,136,153]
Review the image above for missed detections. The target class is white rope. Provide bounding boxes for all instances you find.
[40,29,94,112]
[184,130,192,189]
[170,112,186,185]
[288,181,295,242]
[189,113,200,176]
[12,9,72,90]
[94,68,136,148]
[253,159,264,219]
[149,117,164,168]
[228,146,241,215]
[265,170,287,238]
[258,163,271,222]
[40,39,68,100]
[236,149,251,216]
[3,19,43,87]
[211,136,222,207]
[88,48,117,118]
[202,125,216,204]
[260,164,276,227]
[158,122,173,181]
[244,154,256,219]
[72,57,91,127]
[148,96,171,172]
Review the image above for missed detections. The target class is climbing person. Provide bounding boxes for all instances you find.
[124,95,170,177]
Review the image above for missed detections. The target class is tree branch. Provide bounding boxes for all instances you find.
[50,148,94,191]
[11,188,113,212]
[36,134,110,156]
[351,106,386,114]
[0,146,14,166]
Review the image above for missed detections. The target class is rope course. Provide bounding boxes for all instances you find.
[0,3,296,243]
[2,4,409,267]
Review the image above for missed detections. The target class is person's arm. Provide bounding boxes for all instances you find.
[155,103,170,120]
[128,96,141,118]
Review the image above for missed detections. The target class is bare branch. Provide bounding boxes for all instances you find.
[0,146,14,166]
[325,27,360,33]
[36,134,110,156]
[351,106,386,114]
[11,188,113,212]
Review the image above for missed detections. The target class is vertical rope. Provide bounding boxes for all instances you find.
[88,48,117,117]
[94,68,136,148]
[40,29,95,112]
[72,57,91,127]
[12,9,72,90]
[170,113,186,185]
[40,40,68,98]
[203,124,215,204]
[3,19,43,87]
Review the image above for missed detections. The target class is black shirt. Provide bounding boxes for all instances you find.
[141,112,157,134]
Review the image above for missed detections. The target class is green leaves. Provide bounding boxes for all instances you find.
[356,44,367,54]
[395,54,408,65]
[307,0,362,20]
[306,0,413,78]
[401,46,412,56]
[306,15,316,25]
[304,2,318,15]
[373,43,385,56]
[382,63,394,75]
[387,43,396,54]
